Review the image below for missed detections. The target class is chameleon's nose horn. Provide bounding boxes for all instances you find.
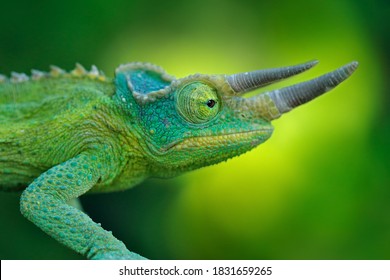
[266,61,359,114]
[226,60,318,94]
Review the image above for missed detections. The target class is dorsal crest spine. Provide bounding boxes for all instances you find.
[0,63,108,84]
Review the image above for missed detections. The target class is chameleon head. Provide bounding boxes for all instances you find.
[114,60,358,176]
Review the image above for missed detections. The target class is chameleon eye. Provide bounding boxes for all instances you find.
[176,82,220,124]
[206,99,216,108]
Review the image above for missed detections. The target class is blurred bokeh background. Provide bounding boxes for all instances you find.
[0,0,389,259]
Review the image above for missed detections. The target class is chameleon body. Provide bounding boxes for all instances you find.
[0,60,358,259]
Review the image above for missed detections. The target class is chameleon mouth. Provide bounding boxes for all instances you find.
[163,128,273,152]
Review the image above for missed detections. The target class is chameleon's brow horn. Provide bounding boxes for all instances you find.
[226,60,318,94]
[266,61,358,114]
[229,61,359,121]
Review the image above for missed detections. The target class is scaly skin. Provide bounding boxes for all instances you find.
[0,60,358,259]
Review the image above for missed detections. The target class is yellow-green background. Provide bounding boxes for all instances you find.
[0,0,388,259]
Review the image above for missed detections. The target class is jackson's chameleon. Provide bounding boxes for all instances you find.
[0,60,358,259]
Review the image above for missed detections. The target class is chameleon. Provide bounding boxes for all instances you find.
[0,59,358,259]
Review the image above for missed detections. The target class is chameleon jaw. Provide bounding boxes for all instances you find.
[160,128,273,154]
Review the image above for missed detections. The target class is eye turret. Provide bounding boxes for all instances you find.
[176,82,220,124]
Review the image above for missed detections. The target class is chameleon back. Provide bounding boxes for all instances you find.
[0,72,115,191]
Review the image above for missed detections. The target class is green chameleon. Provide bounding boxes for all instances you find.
[0,60,358,259]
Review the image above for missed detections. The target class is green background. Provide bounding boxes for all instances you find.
[0,0,389,259]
